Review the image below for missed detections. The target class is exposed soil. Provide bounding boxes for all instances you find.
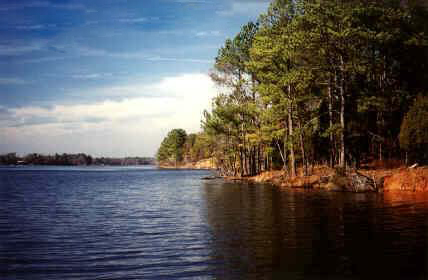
[159,158,217,170]
[381,167,428,192]
[226,165,428,193]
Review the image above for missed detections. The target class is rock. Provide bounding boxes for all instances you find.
[324,182,344,191]
[201,176,221,180]
[319,176,330,184]
[321,171,379,193]
[348,173,377,192]
[328,174,349,191]
[288,175,321,188]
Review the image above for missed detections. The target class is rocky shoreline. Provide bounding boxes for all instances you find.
[224,166,428,193]
[158,160,428,193]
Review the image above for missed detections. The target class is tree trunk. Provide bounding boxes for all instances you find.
[405,151,408,166]
[328,77,335,168]
[249,147,253,176]
[297,119,307,176]
[239,147,244,177]
[264,150,268,171]
[339,57,346,169]
[243,149,248,176]
[252,147,256,176]
[276,139,287,171]
[288,95,296,177]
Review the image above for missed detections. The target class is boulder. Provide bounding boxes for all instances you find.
[320,171,380,193]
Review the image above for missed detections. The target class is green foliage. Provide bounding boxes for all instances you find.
[0,153,19,165]
[197,0,428,172]
[399,94,428,157]
[157,129,213,165]
[157,129,187,164]
[0,153,154,166]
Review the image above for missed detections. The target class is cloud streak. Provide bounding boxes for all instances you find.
[0,1,93,13]
[84,17,159,26]
[217,1,270,17]
[76,46,212,64]
[195,30,222,37]
[174,0,212,3]
[0,43,212,65]
[0,78,28,85]
[0,42,45,56]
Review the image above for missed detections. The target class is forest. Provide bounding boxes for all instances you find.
[0,153,155,166]
[156,129,212,166]
[158,0,428,177]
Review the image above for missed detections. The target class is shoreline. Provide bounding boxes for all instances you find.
[157,160,428,193]
[158,158,217,170]
[158,165,214,170]
[223,166,428,193]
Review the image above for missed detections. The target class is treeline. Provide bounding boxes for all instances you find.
[0,153,155,166]
[156,129,212,166]
[93,157,155,166]
[199,0,428,177]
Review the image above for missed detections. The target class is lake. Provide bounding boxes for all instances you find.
[1,166,427,279]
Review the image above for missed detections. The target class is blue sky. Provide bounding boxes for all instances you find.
[0,0,270,157]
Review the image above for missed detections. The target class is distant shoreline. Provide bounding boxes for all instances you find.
[0,153,155,166]
[0,164,156,167]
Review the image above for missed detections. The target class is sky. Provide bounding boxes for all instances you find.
[0,0,270,157]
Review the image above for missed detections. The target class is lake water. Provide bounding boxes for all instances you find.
[1,166,427,279]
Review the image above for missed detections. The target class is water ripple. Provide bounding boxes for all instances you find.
[1,167,428,279]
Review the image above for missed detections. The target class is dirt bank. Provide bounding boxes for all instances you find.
[382,167,428,192]
[158,158,217,170]
[226,166,428,193]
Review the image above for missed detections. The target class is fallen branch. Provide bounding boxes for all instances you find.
[409,163,418,169]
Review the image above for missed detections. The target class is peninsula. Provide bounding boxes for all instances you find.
[157,0,428,193]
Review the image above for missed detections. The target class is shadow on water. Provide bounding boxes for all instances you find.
[202,181,428,280]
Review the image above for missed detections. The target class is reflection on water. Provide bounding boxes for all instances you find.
[1,167,427,279]
[202,181,428,280]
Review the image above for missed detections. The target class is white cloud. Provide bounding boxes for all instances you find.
[17,56,67,64]
[217,2,269,17]
[0,42,44,56]
[70,73,113,80]
[0,73,218,157]
[84,17,159,26]
[195,30,222,37]
[118,17,148,23]
[15,24,50,30]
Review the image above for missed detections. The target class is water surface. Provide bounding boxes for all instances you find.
[1,166,427,279]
